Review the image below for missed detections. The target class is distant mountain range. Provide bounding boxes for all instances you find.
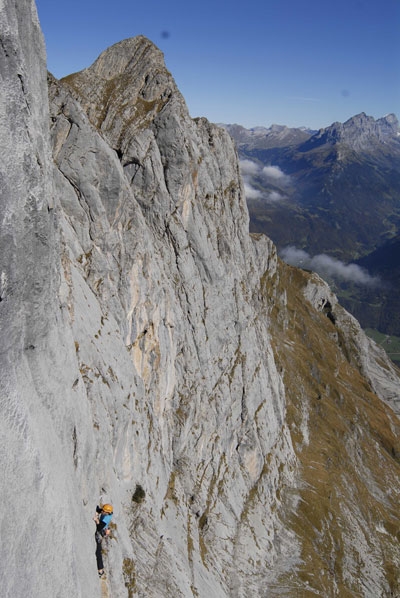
[223,113,400,337]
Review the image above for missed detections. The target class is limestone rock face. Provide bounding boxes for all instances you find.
[1,4,400,597]
[51,37,298,597]
[0,1,100,597]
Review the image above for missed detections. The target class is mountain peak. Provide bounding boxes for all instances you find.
[344,111,399,132]
[61,34,181,148]
[222,122,313,149]
[86,35,165,80]
[303,112,400,152]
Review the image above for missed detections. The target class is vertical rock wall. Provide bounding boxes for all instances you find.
[0,1,99,596]
[48,38,300,596]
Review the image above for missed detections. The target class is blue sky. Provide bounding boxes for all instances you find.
[36,0,399,130]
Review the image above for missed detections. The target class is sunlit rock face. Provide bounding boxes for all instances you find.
[1,3,400,597]
[50,36,298,597]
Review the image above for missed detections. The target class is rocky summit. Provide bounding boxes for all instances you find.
[1,1,400,597]
[302,112,400,152]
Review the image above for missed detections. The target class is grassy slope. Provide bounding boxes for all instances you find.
[263,260,400,596]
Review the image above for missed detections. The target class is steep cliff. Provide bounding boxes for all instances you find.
[1,2,400,597]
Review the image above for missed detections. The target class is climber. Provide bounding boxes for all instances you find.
[94,503,113,578]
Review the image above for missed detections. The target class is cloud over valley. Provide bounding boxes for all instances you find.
[262,165,290,184]
[280,246,380,286]
[239,159,292,202]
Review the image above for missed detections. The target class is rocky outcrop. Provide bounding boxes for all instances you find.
[1,2,400,597]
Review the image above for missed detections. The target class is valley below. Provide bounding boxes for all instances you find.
[223,116,400,351]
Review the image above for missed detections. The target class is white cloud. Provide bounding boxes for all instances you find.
[243,181,262,199]
[262,165,291,186]
[239,159,260,176]
[239,159,291,185]
[239,160,263,199]
[267,191,284,201]
[262,165,285,179]
[280,246,380,286]
[239,159,290,201]
[280,247,309,264]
